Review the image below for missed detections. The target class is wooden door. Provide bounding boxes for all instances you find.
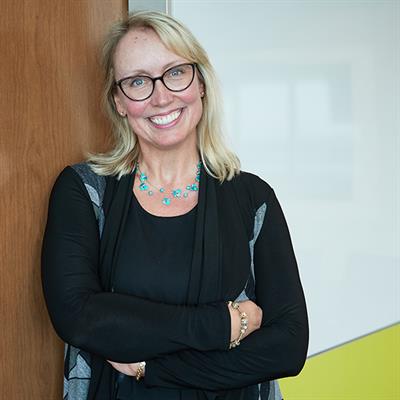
[0,1,126,398]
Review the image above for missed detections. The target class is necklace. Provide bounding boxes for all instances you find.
[135,161,201,206]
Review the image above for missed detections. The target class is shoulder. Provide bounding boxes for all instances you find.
[234,170,273,192]
[53,163,104,190]
[47,165,87,208]
[51,163,107,207]
[44,165,103,234]
[226,170,275,209]
[70,162,104,185]
[50,163,96,200]
[70,163,106,200]
[52,164,84,190]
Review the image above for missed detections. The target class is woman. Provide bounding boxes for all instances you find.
[42,11,309,400]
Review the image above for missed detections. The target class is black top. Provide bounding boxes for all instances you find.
[41,165,309,400]
[115,194,197,399]
[114,193,197,303]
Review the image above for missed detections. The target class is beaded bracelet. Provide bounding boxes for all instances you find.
[135,361,146,381]
[228,301,249,349]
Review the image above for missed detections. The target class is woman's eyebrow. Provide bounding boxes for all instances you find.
[124,60,187,76]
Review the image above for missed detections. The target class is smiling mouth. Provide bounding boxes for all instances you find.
[149,109,182,126]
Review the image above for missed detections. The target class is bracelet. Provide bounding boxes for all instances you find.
[228,301,248,349]
[135,361,146,381]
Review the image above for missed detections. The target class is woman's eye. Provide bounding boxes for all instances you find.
[130,78,145,87]
[122,77,146,88]
[168,67,185,78]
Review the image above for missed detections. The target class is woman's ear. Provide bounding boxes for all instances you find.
[113,92,127,117]
[199,81,205,97]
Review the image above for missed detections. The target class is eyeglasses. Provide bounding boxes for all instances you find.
[115,63,196,102]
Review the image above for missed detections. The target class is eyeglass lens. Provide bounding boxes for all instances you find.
[119,63,195,101]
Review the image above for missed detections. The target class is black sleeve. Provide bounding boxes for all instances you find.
[144,189,309,391]
[41,167,230,362]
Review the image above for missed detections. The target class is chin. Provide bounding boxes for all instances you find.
[154,137,189,150]
[151,129,196,150]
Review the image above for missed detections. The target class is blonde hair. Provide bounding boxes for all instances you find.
[87,11,240,181]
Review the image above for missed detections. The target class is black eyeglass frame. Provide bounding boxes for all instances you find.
[115,63,197,102]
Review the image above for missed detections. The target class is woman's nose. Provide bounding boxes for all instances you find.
[150,79,173,106]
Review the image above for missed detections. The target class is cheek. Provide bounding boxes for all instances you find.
[180,88,201,106]
[185,92,203,121]
[179,91,203,125]
[125,101,148,118]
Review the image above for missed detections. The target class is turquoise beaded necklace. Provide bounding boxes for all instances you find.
[135,161,201,206]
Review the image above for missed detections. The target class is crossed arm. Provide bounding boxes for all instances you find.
[41,167,308,391]
[42,168,232,362]
[108,189,309,391]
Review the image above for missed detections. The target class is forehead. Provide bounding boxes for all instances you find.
[113,28,186,77]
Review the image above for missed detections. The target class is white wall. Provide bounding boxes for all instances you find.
[170,0,399,355]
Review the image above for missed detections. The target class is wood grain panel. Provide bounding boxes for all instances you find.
[0,1,126,398]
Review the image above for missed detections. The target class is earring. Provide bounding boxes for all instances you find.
[120,112,126,117]
[200,91,205,97]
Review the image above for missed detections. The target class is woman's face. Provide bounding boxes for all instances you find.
[113,28,204,151]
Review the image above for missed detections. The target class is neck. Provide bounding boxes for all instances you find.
[137,147,200,188]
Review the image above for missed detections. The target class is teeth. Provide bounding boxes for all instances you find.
[150,109,181,125]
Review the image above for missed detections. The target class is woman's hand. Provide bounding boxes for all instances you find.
[107,360,142,377]
[228,300,263,342]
